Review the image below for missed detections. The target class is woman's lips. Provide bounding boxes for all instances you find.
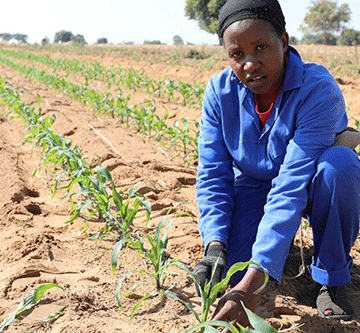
[246,74,266,87]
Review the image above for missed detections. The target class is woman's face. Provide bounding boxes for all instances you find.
[223,19,289,101]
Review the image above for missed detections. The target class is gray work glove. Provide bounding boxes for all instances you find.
[333,127,360,149]
[193,243,226,297]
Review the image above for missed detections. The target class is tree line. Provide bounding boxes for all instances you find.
[0,31,108,45]
[185,0,360,46]
[0,33,28,43]
[1,1,359,46]
[47,31,108,45]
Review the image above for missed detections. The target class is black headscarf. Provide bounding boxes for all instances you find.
[217,0,286,40]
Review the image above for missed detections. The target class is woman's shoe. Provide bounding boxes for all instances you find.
[316,284,354,321]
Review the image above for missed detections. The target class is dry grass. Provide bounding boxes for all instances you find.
[4,42,360,77]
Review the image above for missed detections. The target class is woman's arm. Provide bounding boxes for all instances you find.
[196,78,235,249]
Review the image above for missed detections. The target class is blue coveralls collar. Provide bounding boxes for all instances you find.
[283,46,304,91]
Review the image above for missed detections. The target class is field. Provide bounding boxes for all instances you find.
[0,42,360,333]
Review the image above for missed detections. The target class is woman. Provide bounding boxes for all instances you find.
[194,0,360,329]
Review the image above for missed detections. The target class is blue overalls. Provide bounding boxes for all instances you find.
[196,46,360,286]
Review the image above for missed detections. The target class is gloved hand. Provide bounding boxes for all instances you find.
[334,127,360,149]
[193,243,227,296]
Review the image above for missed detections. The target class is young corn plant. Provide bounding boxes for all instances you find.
[66,166,114,230]
[0,283,66,332]
[111,178,151,243]
[66,166,150,241]
[114,214,175,320]
[178,81,192,106]
[193,81,206,106]
[351,116,360,154]
[0,52,201,165]
[166,260,276,333]
[181,307,279,333]
[31,129,92,200]
[168,118,199,163]
[0,76,150,242]
[0,48,206,109]
[165,79,177,102]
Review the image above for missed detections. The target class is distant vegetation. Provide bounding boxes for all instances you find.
[96,38,108,44]
[41,37,50,45]
[0,33,28,43]
[185,0,226,34]
[143,40,162,45]
[300,0,352,45]
[53,30,86,44]
[1,0,360,46]
[185,0,359,46]
[72,34,86,44]
[54,30,73,43]
[337,29,360,45]
[173,35,184,45]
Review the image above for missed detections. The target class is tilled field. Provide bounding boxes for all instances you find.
[0,43,359,333]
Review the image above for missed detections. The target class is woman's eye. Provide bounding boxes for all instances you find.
[257,44,268,51]
[231,51,243,58]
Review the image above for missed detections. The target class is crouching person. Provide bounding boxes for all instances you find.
[193,0,360,330]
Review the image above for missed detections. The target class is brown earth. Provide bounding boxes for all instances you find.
[0,44,360,333]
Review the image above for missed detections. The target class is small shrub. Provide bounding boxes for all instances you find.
[96,38,108,44]
[337,29,360,46]
[143,40,162,45]
[185,49,208,60]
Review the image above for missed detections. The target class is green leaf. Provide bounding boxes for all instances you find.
[241,301,278,333]
[94,165,113,183]
[209,261,268,305]
[111,238,129,275]
[116,271,133,312]
[208,262,252,304]
[127,181,142,197]
[162,218,174,247]
[184,320,245,333]
[145,231,158,254]
[130,290,159,321]
[38,304,66,322]
[112,187,124,209]
[64,209,80,224]
[116,269,148,311]
[171,259,202,297]
[162,289,200,323]
[129,235,146,256]
[36,93,42,106]
[0,283,65,332]
[124,280,152,297]
[141,199,151,226]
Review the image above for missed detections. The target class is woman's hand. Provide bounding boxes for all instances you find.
[213,289,250,331]
[212,267,266,332]
[193,241,227,296]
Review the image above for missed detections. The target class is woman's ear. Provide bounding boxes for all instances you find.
[281,31,289,53]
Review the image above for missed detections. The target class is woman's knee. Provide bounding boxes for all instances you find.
[317,146,360,179]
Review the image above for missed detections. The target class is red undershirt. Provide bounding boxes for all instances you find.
[255,91,280,129]
[255,55,288,129]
